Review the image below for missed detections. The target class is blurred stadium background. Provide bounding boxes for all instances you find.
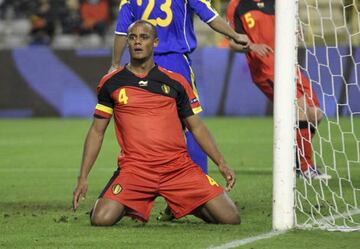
[1,0,270,118]
[1,0,359,119]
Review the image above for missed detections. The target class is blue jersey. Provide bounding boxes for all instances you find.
[115,0,218,54]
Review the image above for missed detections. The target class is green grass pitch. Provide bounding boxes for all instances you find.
[0,118,359,249]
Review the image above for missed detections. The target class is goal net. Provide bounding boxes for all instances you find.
[295,0,360,231]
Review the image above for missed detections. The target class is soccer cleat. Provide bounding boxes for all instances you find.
[300,167,332,180]
[157,206,175,222]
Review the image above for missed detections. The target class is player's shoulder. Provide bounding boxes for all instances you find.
[228,0,242,8]
[231,0,275,15]
[156,66,190,89]
[119,0,130,5]
[227,0,242,16]
[97,66,125,93]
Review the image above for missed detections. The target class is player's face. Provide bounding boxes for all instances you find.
[127,24,159,61]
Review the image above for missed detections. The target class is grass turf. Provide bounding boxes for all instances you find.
[0,117,359,249]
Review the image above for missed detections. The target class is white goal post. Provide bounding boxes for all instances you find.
[272,0,297,231]
[273,0,360,231]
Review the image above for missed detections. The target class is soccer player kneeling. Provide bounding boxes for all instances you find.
[72,20,240,225]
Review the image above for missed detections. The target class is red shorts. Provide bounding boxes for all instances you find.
[255,70,320,107]
[100,156,223,222]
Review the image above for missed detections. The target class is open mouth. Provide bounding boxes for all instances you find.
[134,48,143,52]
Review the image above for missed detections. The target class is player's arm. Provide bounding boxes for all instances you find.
[229,39,273,57]
[109,0,132,73]
[208,16,250,47]
[184,115,236,192]
[226,2,272,56]
[72,117,110,211]
[189,0,249,47]
[229,39,249,53]
[109,35,127,73]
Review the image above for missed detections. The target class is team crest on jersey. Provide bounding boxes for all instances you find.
[253,0,265,8]
[161,84,170,94]
[112,184,122,195]
[257,2,265,8]
[138,80,148,86]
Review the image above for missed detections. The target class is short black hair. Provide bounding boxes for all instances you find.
[127,20,158,38]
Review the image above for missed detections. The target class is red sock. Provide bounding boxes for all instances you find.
[296,121,315,172]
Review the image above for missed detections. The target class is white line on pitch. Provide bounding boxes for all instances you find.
[207,230,286,249]
[298,208,360,232]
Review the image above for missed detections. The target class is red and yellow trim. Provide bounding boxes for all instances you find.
[192,106,202,114]
[95,104,113,118]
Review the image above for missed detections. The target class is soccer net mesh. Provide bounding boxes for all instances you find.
[296,0,360,231]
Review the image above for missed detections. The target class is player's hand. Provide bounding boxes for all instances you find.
[218,163,236,192]
[233,33,250,48]
[249,43,273,57]
[72,177,88,211]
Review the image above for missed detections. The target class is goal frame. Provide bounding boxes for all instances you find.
[272,0,298,231]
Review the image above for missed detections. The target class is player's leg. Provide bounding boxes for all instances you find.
[295,72,330,179]
[296,93,322,170]
[154,53,207,173]
[90,198,126,226]
[193,192,240,224]
[296,73,331,179]
[90,169,126,226]
[91,168,156,225]
[160,160,239,224]
[296,94,319,171]
[254,77,329,179]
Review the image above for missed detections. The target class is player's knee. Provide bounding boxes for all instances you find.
[212,204,241,225]
[315,108,324,123]
[222,209,241,225]
[232,212,241,225]
[307,106,323,125]
[90,211,117,226]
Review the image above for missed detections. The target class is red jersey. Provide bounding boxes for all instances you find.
[94,65,202,170]
[227,0,275,82]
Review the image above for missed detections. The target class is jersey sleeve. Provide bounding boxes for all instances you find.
[227,0,245,34]
[94,76,114,119]
[114,0,133,35]
[177,80,202,119]
[188,0,219,23]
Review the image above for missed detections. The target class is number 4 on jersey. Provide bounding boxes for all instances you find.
[118,88,128,104]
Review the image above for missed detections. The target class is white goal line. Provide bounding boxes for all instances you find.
[207,230,286,249]
[298,208,360,232]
